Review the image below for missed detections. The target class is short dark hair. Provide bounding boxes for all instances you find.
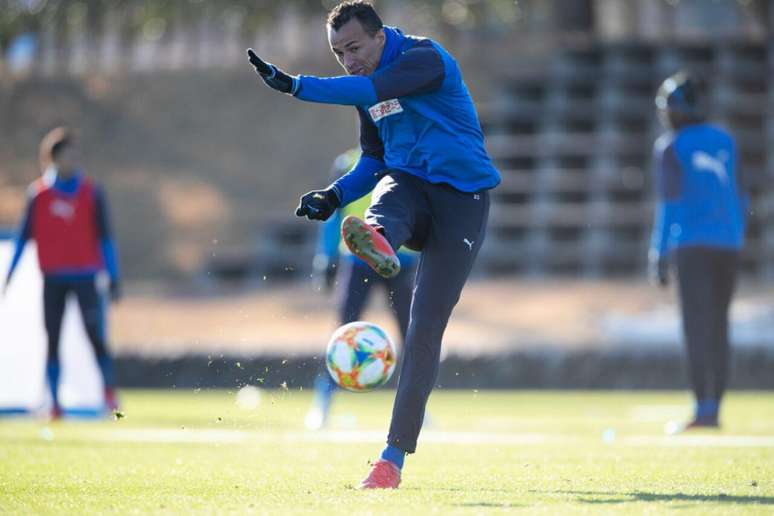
[39,126,74,168]
[327,1,383,36]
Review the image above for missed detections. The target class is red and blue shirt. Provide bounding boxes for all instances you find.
[5,169,120,283]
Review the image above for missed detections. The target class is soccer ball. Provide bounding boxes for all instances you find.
[325,321,397,392]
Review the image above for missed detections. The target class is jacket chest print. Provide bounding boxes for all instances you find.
[369,99,403,122]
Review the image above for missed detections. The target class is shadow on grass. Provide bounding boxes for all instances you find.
[536,490,774,506]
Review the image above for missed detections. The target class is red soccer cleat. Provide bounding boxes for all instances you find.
[358,459,401,490]
[682,417,720,430]
[341,216,400,279]
[49,404,63,421]
[665,417,720,435]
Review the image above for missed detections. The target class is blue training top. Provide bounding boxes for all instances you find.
[650,123,748,258]
[294,26,501,206]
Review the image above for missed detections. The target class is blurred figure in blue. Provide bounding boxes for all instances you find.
[649,72,748,431]
[305,148,417,430]
[2,127,122,420]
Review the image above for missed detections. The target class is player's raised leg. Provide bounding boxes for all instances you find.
[342,171,425,281]
[341,216,400,279]
[306,259,374,430]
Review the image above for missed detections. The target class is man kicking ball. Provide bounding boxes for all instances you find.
[246,1,500,488]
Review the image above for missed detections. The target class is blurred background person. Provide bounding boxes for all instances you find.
[2,127,122,420]
[305,147,418,430]
[649,72,748,431]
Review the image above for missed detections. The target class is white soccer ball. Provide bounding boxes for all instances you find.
[325,321,397,392]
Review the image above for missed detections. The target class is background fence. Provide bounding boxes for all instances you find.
[1,0,772,281]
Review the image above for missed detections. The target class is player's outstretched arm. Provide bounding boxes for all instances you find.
[247,43,444,108]
[246,47,375,106]
[246,49,300,95]
[313,210,342,293]
[3,195,34,296]
[295,43,445,107]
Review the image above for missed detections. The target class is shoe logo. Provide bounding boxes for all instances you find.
[463,238,475,251]
[473,194,480,200]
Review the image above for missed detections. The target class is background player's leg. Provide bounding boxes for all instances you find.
[675,247,716,423]
[708,249,739,420]
[387,187,489,455]
[42,279,68,415]
[73,279,117,411]
[307,259,375,429]
[337,260,376,325]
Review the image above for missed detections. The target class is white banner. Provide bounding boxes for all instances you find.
[0,240,104,412]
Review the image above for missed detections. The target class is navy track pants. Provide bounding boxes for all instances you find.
[366,172,490,453]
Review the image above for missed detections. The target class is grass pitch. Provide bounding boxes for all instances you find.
[1,390,773,514]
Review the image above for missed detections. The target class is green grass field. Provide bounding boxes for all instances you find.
[1,390,773,514]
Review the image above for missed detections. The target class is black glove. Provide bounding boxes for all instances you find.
[246,49,297,94]
[295,188,340,221]
[648,254,669,287]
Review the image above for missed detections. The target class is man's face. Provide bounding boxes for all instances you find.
[328,18,385,76]
[54,144,80,176]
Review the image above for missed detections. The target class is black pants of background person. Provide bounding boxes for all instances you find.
[43,277,108,363]
[43,276,117,402]
[366,171,490,454]
[675,246,739,406]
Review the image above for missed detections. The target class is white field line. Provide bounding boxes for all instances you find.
[628,404,686,422]
[87,428,774,448]
[623,435,774,448]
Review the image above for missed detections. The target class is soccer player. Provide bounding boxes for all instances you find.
[305,148,417,431]
[649,72,747,431]
[246,1,499,488]
[2,127,122,420]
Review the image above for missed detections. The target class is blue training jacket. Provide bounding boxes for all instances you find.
[650,123,748,258]
[294,26,500,206]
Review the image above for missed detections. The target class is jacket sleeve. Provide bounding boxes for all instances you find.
[649,142,681,258]
[4,193,34,286]
[94,186,121,283]
[370,41,445,101]
[295,41,445,105]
